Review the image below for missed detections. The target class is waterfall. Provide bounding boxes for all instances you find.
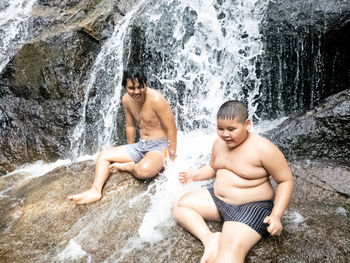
[68,0,151,158]
[0,0,36,73]
[69,0,268,158]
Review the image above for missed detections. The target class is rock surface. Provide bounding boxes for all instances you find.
[259,0,350,118]
[0,0,134,174]
[0,159,349,262]
[265,89,350,162]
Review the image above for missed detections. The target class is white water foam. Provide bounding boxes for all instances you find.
[283,210,307,232]
[0,155,95,198]
[56,239,88,262]
[0,0,36,73]
[111,131,215,261]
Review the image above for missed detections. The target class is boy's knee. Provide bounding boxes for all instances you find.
[97,150,108,161]
[171,195,189,216]
[176,194,192,208]
[134,163,152,178]
[219,239,248,257]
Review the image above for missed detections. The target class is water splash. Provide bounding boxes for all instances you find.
[0,0,36,73]
[56,239,88,262]
[112,131,215,260]
[283,210,307,232]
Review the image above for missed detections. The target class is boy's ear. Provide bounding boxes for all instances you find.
[245,119,252,130]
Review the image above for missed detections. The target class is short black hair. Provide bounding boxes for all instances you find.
[122,66,147,87]
[217,100,248,123]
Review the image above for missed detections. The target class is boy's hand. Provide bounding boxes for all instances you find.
[169,150,177,160]
[263,215,283,236]
[178,171,194,184]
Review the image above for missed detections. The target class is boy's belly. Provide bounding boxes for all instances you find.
[214,169,274,205]
[140,126,167,140]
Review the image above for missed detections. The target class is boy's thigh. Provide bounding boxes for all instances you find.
[178,189,221,221]
[137,151,164,172]
[102,145,134,163]
[220,221,262,251]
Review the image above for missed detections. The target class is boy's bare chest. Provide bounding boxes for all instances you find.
[214,149,266,179]
[131,106,159,126]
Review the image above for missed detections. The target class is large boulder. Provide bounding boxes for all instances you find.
[0,0,135,175]
[0,159,349,262]
[264,89,350,162]
[258,0,350,119]
[0,30,100,175]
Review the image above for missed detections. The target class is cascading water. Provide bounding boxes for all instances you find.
[68,0,151,158]
[0,0,36,73]
[69,0,267,158]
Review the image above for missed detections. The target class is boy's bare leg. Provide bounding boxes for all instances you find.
[109,151,164,179]
[172,189,221,263]
[109,161,136,173]
[214,221,261,263]
[67,145,133,204]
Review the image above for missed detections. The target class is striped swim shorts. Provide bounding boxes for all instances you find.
[208,188,273,236]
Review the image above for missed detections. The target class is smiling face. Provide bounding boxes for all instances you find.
[125,78,146,103]
[217,117,251,149]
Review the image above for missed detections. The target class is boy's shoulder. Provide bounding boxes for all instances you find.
[249,133,284,160]
[249,132,270,143]
[122,92,131,105]
[147,88,167,103]
[249,132,276,149]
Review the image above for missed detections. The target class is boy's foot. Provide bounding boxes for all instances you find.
[67,188,102,204]
[109,162,135,173]
[200,232,221,263]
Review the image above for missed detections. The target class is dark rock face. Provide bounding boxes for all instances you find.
[0,0,135,174]
[264,89,350,162]
[0,30,100,174]
[258,0,350,119]
[0,160,349,262]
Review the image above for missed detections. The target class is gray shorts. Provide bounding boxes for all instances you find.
[125,139,168,163]
[208,188,273,236]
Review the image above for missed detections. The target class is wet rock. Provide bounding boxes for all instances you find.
[0,0,135,174]
[264,89,350,162]
[30,0,133,41]
[0,30,100,174]
[0,159,349,262]
[258,0,350,119]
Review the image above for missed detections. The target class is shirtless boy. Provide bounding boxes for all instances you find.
[68,66,177,204]
[172,100,293,263]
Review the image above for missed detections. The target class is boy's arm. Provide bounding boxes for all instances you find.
[262,141,294,235]
[179,164,216,184]
[154,94,177,159]
[179,140,217,184]
[122,97,136,144]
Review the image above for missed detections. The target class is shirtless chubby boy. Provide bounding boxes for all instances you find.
[68,66,177,204]
[172,100,293,263]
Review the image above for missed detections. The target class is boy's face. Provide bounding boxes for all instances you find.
[217,117,251,149]
[125,78,146,103]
